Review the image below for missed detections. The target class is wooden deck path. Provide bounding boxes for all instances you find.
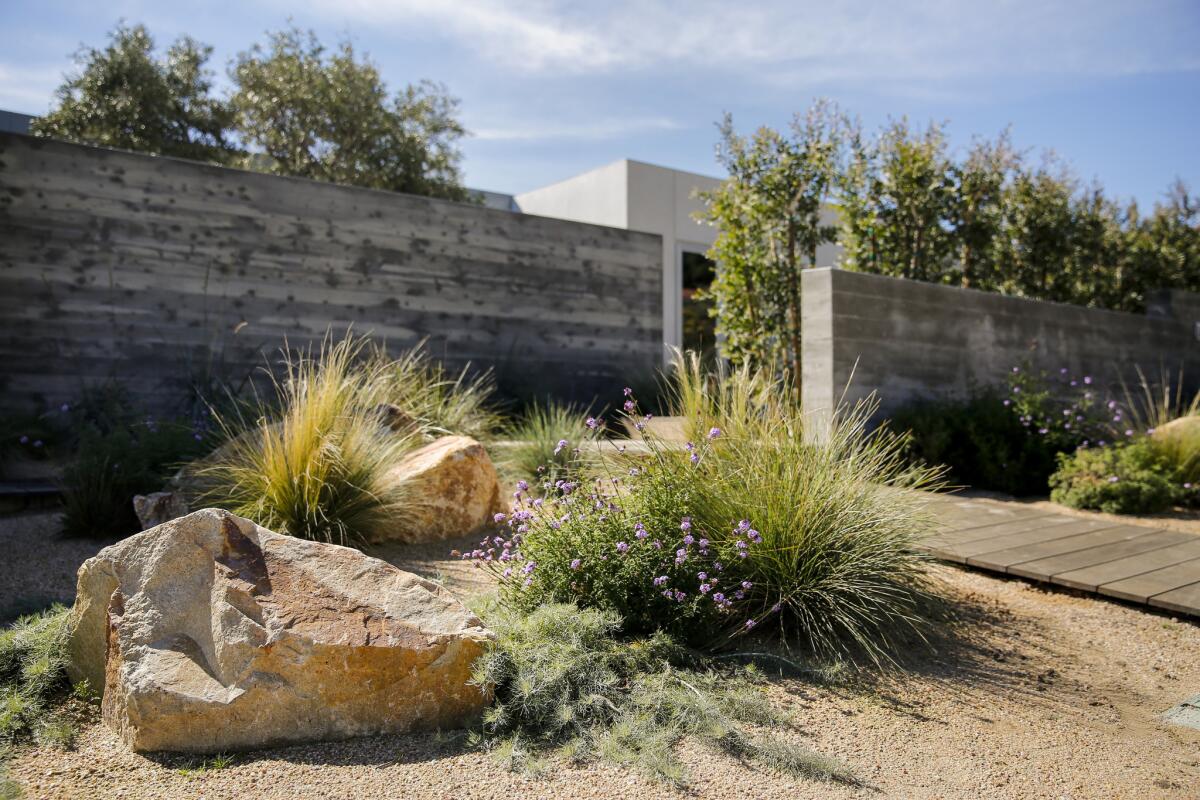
[920,494,1200,618]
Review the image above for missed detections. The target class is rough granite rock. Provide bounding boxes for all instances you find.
[66,508,492,753]
[131,491,188,530]
[378,436,503,544]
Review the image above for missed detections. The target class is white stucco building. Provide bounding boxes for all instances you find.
[508,159,843,364]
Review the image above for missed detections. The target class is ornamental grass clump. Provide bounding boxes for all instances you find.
[496,400,601,486]
[461,354,943,663]
[471,603,855,788]
[368,342,500,440]
[189,335,419,545]
[0,606,75,747]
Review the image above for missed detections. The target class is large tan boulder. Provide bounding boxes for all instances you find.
[67,508,492,753]
[379,435,503,544]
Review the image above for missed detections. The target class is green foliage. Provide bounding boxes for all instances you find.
[840,118,959,283]
[1049,439,1181,514]
[473,356,941,663]
[471,603,855,788]
[231,27,468,200]
[60,420,209,538]
[699,100,844,371]
[891,392,1061,496]
[188,335,419,546]
[0,607,73,747]
[496,400,599,485]
[177,753,235,777]
[31,23,235,162]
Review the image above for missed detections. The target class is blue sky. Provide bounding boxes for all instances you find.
[2,1,1198,206]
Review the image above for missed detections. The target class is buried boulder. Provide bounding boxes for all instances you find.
[67,508,492,753]
[377,435,503,544]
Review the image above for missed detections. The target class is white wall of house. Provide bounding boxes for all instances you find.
[516,159,843,365]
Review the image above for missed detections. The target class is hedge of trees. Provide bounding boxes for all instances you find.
[702,102,1199,371]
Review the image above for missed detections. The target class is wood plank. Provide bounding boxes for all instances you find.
[924,514,1076,547]
[982,526,1158,576]
[1098,558,1200,604]
[923,519,1103,563]
[1149,581,1200,616]
[1012,529,1195,588]
[1054,537,1200,591]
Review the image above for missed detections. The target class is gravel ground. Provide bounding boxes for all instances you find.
[3,510,1199,799]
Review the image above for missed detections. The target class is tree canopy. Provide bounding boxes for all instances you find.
[31,24,235,163]
[701,105,1200,370]
[33,23,469,201]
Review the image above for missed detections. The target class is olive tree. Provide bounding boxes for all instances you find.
[32,23,235,162]
[230,28,469,201]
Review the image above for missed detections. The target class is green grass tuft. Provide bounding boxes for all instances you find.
[496,400,600,485]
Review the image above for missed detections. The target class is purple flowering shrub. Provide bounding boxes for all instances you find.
[1005,364,1118,450]
[1049,438,1182,514]
[465,356,943,660]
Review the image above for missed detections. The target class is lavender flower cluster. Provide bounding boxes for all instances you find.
[452,386,777,635]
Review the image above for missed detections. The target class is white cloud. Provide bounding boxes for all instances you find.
[472,115,682,141]
[295,0,1200,82]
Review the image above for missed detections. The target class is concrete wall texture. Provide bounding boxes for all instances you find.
[801,267,1200,423]
[0,133,664,414]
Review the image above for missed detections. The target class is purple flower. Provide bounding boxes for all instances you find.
[697,572,708,581]
[585,417,600,430]
[616,541,629,553]
[1012,366,1020,373]
[738,519,751,532]
[652,539,662,549]
[712,592,725,603]
[623,400,635,412]
[570,558,582,570]
[554,439,568,455]
[1185,483,1193,490]
[1003,399,1011,406]
[673,590,687,602]
[683,534,694,545]
[1060,368,1068,374]
[698,538,709,549]
[1107,476,1119,483]
[770,602,782,613]
[744,619,756,630]
[635,528,649,540]
[713,561,723,571]
[747,529,762,544]
[680,517,692,532]
[623,387,633,397]
[34,440,43,447]
[689,453,700,465]
[517,479,529,492]
[60,403,70,413]
[708,427,721,440]
[522,561,537,574]
[502,568,512,578]
[634,421,646,432]
[1083,376,1092,385]
[685,441,695,452]
[699,583,711,594]
[653,575,669,586]
[1124,429,1133,437]
[18,435,28,444]
[741,581,753,590]
[1012,386,1021,394]
[736,539,747,550]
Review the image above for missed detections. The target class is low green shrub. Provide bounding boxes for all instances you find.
[464,357,942,663]
[60,422,209,538]
[471,603,855,788]
[1049,439,1181,514]
[891,391,1061,496]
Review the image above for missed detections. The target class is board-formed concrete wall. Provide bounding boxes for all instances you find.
[0,133,663,414]
[801,267,1200,424]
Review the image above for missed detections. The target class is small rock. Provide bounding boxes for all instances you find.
[132,491,188,530]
